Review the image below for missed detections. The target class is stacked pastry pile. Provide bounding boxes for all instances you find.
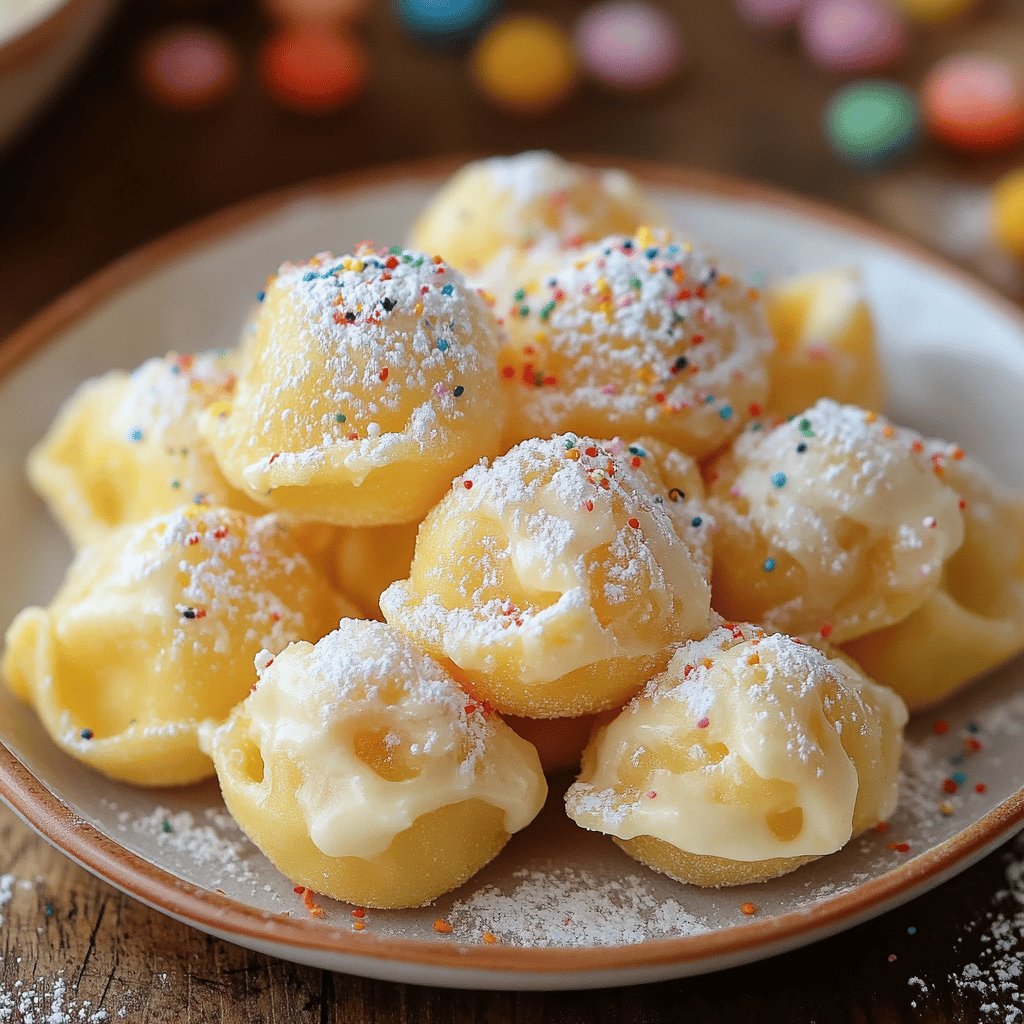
[6,152,1023,908]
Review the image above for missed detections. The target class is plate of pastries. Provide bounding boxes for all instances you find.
[1,152,1023,989]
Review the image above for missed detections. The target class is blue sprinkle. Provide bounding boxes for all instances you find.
[691,516,703,528]
[907,926,917,936]
[45,902,54,918]
[967,722,980,733]
[719,405,733,421]
[453,385,465,397]
[437,338,450,352]
[704,394,716,405]
[763,558,776,572]
[951,754,966,766]
[771,471,787,488]
[256,290,266,302]
[80,728,93,740]
[951,771,968,786]
[628,445,647,457]
[797,443,808,453]
[645,247,659,259]
[129,428,144,443]
[441,283,454,296]
[302,272,316,282]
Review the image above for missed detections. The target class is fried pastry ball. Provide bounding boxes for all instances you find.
[565,625,908,886]
[200,246,507,526]
[496,229,773,458]
[331,521,421,618]
[505,712,615,774]
[28,350,255,548]
[411,151,656,280]
[205,619,547,909]
[844,454,1024,710]
[764,267,885,417]
[1,507,355,787]
[707,399,966,643]
[380,434,713,719]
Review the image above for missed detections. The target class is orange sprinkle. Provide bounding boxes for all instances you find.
[882,425,895,439]
[740,902,757,916]
[864,410,878,423]
[433,919,453,934]
[746,653,760,666]
[353,920,365,931]
[482,932,498,944]
[566,448,581,461]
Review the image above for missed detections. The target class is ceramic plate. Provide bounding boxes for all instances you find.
[1,160,1023,991]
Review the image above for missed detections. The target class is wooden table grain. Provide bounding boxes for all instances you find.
[1,1,1023,1021]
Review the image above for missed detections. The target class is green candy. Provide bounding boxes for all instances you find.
[825,81,919,168]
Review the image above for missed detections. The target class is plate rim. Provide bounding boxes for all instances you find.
[2,155,1024,977]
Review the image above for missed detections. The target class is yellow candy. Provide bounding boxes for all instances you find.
[992,169,1024,259]
[471,16,578,114]
[895,0,976,22]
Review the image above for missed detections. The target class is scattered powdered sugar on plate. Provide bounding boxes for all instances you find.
[446,864,710,947]
[119,805,261,890]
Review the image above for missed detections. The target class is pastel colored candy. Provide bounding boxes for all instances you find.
[471,15,578,114]
[260,26,368,112]
[992,169,1024,258]
[574,2,684,92]
[824,80,919,166]
[735,0,805,29]
[895,0,976,22]
[396,0,500,47]
[138,26,238,111]
[800,0,909,74]
[922,54,1024,154]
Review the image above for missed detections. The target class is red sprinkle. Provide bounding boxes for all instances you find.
[463,479,473,489]
[889,842,911,853]
[696,716,710,729]
[933,720,949,735]
[819,623,833,639]
[379,367,389,382]
[942,779,958,794]
[352,907,366,918]
[975,783,987,794]
[628,517,640,529]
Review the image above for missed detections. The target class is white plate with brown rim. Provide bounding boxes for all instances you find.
[1,158,1023,991]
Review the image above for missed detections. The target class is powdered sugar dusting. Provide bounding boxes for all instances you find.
[447,864,711,947]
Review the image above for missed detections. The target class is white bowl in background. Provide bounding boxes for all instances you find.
[0,0,117,153]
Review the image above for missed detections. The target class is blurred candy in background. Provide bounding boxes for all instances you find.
[5,0,1024,299]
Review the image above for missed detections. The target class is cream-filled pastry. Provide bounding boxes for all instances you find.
[380,434,712,718]
[27,350,255,548]
[496,229,773,458]
[330,520,421,619]
[2,507,354,787]
[566,624,907,886]
[706,399,966,643]
[844,454,1024,710]
[764,267,885,417]
[200,246,507,526]
[205,619,547,908]
[411,151,656,283]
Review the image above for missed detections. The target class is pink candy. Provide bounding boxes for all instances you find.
[574,2,684,92]
[735,0,805,30]
[799,0,909,75]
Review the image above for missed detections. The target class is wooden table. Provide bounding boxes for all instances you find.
[1,1,1022,1020]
